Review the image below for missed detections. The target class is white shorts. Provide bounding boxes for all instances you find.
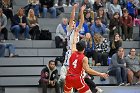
[63,50,72,66]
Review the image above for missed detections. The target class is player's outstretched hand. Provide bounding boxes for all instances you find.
[81,5,86,11]
[100,73,109,79]
[73,3,79,9]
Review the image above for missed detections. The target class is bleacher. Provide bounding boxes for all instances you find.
[0,0,140,93]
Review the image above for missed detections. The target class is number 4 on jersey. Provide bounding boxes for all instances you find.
[72,59,77,68]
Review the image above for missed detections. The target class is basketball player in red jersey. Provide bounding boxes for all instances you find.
[64,41,109,93]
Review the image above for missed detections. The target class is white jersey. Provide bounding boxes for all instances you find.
[64,26,79,66]
[66,26,79,50]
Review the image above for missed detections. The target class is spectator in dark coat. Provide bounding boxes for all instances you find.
[0,0,13,22]
[11,8,30,40]
[40,0,56,18]
[109,12,121,40]
[0,8,8,40]
[39,60,60,93]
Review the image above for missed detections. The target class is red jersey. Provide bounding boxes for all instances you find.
[67,51,85,76]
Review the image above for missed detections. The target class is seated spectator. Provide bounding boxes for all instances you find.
[27,9,40,40]
[11,8,30,40]
[109,33,122,58]
[110,0,126,9]
[55,18,68,48]
[28,0,40,17]
[126,0,136,20]
[93,0,103,12]
[109,12,121,40]
[110,0,122,17]
[108,47,127,86]
[120,9,133,41]
[40,0,56,18]
[0,8,8,40]
[0,44,5,57]
[0,0,13,22]
[94,33,109,66]
[125,48,140,85]
[39,60,60,93]
[95,7,108,27]
[81,0,94,19]
[90,17,106,37]
[0,42,18,57]
[84,10,94,28]
[81,33,97,66]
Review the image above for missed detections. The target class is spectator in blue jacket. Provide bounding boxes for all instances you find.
[11,8,30,40]
[90,17,106,37]
[76,21,89,40]
[126,0,136,20]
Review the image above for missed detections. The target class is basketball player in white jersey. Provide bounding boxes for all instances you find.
[64,4,86,66]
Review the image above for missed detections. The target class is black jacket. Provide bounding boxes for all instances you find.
[39,0,55,8]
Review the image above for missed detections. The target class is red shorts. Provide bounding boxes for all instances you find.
[64,75,89,93]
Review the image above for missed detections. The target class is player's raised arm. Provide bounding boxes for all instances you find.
[77,5,86,31]
[69,3,78,29]
[82,57,109,78]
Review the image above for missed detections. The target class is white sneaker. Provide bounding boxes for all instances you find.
[96,87,104,93]
[68,4,72,7]
[54,4,58,6]
[25,38,31,40]
[15,38,18,40]
[129,38,133,41]
[63,4,67,6]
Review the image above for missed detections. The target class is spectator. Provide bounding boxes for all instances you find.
[81,0,93,11]
[95,7,108,27]
[40,0,56,18]
[39,60,60,93]
[110,0,122,16]
[93,0,103,12]
[81,0,94,20]
[108,47,127,86]
[90,17,106,37]
[84,10,94,28]
[81,33,97,66]
[120,9,133,41]
[125,48,140,85]
[0,0,13,22]
[55,18,68,48]
[110,0,126,9]
[0,42,18,57]
[27,9,40,40]
[109,33,122,58]
[94,33,110,66]
[126,0,136,20]
[0,44,5,57]
[28,0,40,17]
[109,12,121,40]
[11,8,30,40]
[0,8,8,40]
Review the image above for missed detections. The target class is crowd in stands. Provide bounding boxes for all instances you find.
[0,0,140,92]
